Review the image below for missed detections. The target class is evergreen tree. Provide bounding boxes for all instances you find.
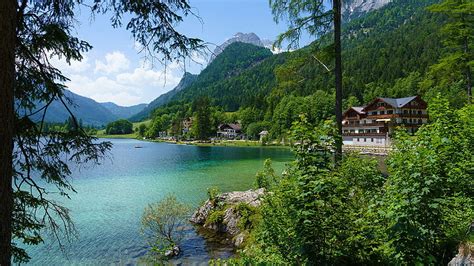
[192,97,212,140]
[429,0,474,103]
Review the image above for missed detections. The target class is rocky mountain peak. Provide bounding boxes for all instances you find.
[343,0,392,21]
[210,32,267,61]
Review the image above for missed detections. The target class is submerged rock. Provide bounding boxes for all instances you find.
[190,188,265,246]
[165,246,180,258]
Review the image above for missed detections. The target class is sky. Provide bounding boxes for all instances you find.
[52,0,313,107]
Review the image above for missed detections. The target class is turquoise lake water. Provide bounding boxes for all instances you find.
[24,139,293,265]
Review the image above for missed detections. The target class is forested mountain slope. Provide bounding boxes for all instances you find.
[145,0,444,119]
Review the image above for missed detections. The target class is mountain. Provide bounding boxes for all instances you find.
[130,72,197,121]
[32,90,118,127]
[141,0,445,121]
[31,90,146,126]
[343,0,392,21]
[210,32,267,61]
[169,42,274,108]
[100,102,147,119]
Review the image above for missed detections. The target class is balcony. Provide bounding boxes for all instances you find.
[343,122,385,127]
[343,132,387,137]
[367,113,428,119]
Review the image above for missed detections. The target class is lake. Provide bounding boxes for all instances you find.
[23,139,293,265]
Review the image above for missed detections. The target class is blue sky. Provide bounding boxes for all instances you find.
[53,0,313,106]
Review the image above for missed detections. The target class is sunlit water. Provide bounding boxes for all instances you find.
[23,139,293,265]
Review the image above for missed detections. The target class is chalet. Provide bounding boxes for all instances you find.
[343,96,428,147]
[217,123,242,139]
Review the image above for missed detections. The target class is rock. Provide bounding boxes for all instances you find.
[234,232,247,248]
[448,243,474,266]
[190,188,265,247]
[190,200,214,224]
[165,246,180,257]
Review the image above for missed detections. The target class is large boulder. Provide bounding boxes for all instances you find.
[190,188,265,246]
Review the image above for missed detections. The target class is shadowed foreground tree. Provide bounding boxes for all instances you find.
[0,0,202,264]
[270,0,343,162]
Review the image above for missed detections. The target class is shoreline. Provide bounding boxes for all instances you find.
[94,134,290,149]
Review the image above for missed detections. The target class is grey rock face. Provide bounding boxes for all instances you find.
[343,0,392,20]
[211,33,264,61]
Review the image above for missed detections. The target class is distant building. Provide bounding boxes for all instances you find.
[217,123,242,139]
[343,96,428,147]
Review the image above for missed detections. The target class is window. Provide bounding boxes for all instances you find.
[418,119,422,124]
[380,111,385,115]
[404,110,408,114]
[364,138,367,142]
[403,119,407,124]
[357,138,360,142]
[371,138,374,142]
[387,110,393,114]
[418,110,422,115]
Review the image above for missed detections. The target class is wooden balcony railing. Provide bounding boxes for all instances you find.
[343,132,387,137]
[343,122,385,127]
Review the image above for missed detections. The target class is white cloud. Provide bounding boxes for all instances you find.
[50,50,186,106]
[65,65,183,106]
[94,51,130,74]
[50,54,91,74]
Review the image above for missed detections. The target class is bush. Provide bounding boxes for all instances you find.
[235,203,260,231]
[206,210,225,225]
[207,186,221,202]
[141,195,190,260]
[254,159,277,189]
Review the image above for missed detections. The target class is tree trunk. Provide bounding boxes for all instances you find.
[0,0,16,265]
[333,0,343,163]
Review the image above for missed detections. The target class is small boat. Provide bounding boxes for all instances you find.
[134,145,143,149]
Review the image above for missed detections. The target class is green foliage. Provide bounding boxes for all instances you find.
[235,203,261,232]
[146,114,171,138]
[105,119,133,135]
[427,0,473,101]
[206,210,225,225]
[141,195,190,260]
[254,159,278,190]
[137,123,147,137]
[245,121,271,140]
[228,98,474,264]
[384,95,474,264]
[207,187,221,202]
[191,97,213,140]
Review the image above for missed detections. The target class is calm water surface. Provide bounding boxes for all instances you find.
[24,139,293,265]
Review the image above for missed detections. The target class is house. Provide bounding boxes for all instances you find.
[217,123,242,139]
[342,96,428,147]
